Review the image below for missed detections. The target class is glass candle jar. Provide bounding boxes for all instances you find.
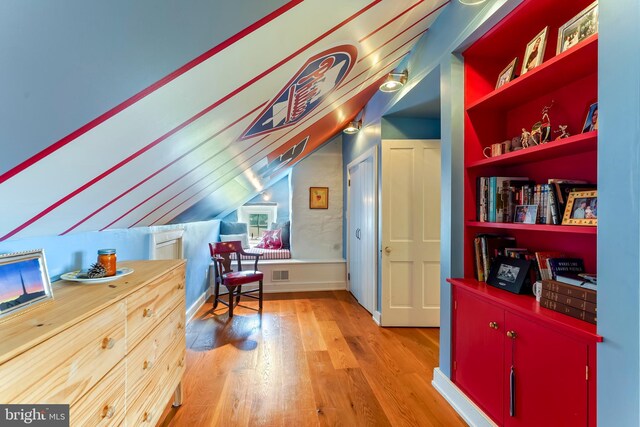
[97,249,117,277]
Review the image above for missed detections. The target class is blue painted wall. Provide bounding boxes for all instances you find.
[0,0,287,174]
[0,220,220,310]
[598,0,640,424]
[381,117,441,139]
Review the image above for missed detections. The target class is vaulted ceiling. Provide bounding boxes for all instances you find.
[0,0,449,241]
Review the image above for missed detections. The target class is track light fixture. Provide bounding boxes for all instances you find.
[379,70,408,92]
[458,0,488,5]
[343,120,362,134]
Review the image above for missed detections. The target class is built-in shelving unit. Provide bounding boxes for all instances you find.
[450,0,601,425]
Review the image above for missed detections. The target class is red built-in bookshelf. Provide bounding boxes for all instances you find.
[462,0,598,278]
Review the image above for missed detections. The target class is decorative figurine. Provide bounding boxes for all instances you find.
[555,124,570,140]
[540,102,553,143]
[531,122,542,145]
[521,128,533,148]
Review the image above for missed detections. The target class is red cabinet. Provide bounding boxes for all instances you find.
[452,282,598,426]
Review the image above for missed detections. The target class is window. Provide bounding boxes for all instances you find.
[237,204,277,244]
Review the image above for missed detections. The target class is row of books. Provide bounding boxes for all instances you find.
[539,279,597,324]
[476,177,596,224]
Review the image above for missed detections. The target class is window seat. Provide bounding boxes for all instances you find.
[231,248,291,261]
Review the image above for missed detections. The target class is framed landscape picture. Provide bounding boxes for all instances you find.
[0,249,53,319]
[309,187,329,209]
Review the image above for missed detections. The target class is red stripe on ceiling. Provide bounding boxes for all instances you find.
[0,0,303,186]
[150,72,392,226]
[121,50,409,229]
[128,135,271,229]
[60,102,268,235]
[1,0,383,241]
[361,0,426,42]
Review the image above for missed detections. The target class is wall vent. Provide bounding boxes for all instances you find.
[272,270,290,282]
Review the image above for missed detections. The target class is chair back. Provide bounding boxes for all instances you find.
[209,241,243,277]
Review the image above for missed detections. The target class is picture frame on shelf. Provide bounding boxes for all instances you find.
[557,1,599,54]
[309,187,329,209]
[514,204,538,224]
[521,27,548,75]
[495,57,518,89]
[0,249,53,320]
[582,102,598,133]
[562,190,597,226]
[486,256,533,295]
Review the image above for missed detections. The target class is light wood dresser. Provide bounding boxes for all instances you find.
[0,259,187,426]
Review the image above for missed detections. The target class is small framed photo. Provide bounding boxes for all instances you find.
[0,249,53,319]
[514,204,538,224]
[495,57,518,89]
[557,1,599,54]
[562,190,597,226]
[521,27,548,75]
[309,187,329,209]
[582,102,598,133]
[487,256,533,294]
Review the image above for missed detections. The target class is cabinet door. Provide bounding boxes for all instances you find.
[453,289,504,425]
[504,312,588,427]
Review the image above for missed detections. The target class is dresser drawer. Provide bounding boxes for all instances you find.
[127,305,185,396]
[126,267,185,350]
[70,360,125,426]
[0,302,126,404]
[126,337,186,426]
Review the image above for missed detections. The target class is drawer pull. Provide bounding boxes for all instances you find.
[143,308,154,318]
[143,411,152,422]
[101,337,115,349]
[489,321,499,330]
[143,359,154,370]
[102,405,115,419]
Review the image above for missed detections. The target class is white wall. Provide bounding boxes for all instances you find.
[290,138,343,259]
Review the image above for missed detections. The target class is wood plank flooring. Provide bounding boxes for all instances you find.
[160,291,466,427]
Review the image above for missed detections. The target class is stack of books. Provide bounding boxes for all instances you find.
[539,279,596,324]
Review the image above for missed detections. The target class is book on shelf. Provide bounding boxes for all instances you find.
[535,251,566,280]
[473,234,516,281]
[541,279,597,304]
[548,257,585,279]
[539,297,597,325]
[541,289,596,314]
[554,273,597,290]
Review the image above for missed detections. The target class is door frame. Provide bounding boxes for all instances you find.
[346,146,378,316]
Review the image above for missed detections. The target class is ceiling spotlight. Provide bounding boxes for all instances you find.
[343,120,362,134]
[379,70,408,92]
[458,0,487,5]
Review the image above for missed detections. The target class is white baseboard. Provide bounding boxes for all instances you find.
[372,310,381,325]
[432,368,497,427]
[186,285,212,324]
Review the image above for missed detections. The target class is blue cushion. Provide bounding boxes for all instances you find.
[220,221,248,236]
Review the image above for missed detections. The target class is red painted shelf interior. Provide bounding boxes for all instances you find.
[465,221,597,235]
[448,278,602,343]
[466,131,597,169]
[466,35,598,113]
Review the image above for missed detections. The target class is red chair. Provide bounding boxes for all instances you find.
[209,241,264,318]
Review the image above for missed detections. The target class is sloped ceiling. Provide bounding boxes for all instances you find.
[0,0,449,241]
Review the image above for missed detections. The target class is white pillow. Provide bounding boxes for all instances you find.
[220,233,250,249]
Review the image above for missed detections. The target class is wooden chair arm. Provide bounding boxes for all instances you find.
[237,249,262,271]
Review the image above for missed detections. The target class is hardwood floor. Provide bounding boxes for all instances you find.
[160,291,466,427]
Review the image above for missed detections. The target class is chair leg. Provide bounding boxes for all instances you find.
[228,286,234,318]
[213,280,220,310]
[259,280,263,311]
[236,285,242,305]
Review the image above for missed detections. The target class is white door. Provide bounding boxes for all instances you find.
[347,152,376,314]
[380,139,441,326]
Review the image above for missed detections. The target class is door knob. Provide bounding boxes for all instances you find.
[506,330,517,339]
[489,321,499,330]
[384,246,391,254]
